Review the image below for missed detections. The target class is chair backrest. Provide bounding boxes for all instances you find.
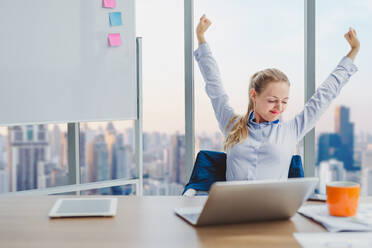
[288,155,304,178]
[182,150,226,194]
[183,150,304,195]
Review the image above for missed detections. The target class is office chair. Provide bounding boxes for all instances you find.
[183,150,304,196]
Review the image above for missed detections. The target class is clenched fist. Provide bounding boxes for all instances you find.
[344,28,360,62]
[344,28,360,50]
[196,15,212,45]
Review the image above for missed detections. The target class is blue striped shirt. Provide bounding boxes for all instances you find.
[194,42,358,181]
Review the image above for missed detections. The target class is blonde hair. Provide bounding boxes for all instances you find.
[223,68,290,151]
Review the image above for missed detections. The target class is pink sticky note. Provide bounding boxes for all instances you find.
[108,33,122,47]
[103,0,116,8]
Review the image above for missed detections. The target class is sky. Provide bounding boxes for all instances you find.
[195,0,372,136]
[315,0,372,136]
[1,0,371,137]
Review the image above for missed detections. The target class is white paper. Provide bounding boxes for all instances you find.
[298,204,372,232]
[294,232,372,248]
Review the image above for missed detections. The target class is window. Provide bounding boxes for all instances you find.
[137,0,185,195]
[194,0,304,158]
[0,124,69,193]
[79,121,136,195]
[315,0,372,195]
[1,0,186,196]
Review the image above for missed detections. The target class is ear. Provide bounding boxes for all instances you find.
[250,89,256,101]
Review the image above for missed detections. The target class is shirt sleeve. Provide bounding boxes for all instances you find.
[194,42,236,136]
[288,56,358,142]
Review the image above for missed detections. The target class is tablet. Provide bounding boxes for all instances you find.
[49,198,117,218]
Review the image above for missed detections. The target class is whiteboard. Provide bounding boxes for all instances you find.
[0,0,136,125]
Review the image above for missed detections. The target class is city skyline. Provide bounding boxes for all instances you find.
[1,104,372,196]
[1,0,371,196]
[1,1,371,136]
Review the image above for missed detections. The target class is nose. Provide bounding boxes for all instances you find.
[274,102,283,112]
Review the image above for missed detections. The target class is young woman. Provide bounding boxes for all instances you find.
[194,15,360,181]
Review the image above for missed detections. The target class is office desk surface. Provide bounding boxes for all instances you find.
[1,196,370,248]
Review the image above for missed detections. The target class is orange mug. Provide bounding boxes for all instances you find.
[326,181,360,217]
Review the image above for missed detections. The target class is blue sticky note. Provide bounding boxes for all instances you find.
[109,12,122,26]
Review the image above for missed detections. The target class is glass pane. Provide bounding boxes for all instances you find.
[137,0,185,195]
[0,124,68,193]
[79,121,136,186]
[315,0,371,195]
[195,1,304,157]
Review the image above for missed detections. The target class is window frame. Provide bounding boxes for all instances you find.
[4,0,316,195]
[185,0,316,179]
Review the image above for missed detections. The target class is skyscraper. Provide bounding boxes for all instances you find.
[112,134,131,180]
[59,132,68,169]
[317,133,343,164]
[170,133,185,185]
[105,122,116,179]
[79,130,86,167]
[7,125,49,191]
[124,127,135,151]
[79,130,87,183]
[87,134,110,194]
[49,125,61,162]
[334,106,355,170]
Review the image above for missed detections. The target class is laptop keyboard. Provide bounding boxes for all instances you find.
[182,213,200,224]
[175,207,203,225]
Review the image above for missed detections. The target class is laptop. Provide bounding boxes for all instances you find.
[175,177,318,226]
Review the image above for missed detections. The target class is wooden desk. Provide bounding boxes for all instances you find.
[1,196,369,248]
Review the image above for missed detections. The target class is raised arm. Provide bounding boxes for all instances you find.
[289,28,360,142]
[194,15,236,135]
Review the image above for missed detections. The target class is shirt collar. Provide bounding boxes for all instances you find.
[248,111,280,126]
